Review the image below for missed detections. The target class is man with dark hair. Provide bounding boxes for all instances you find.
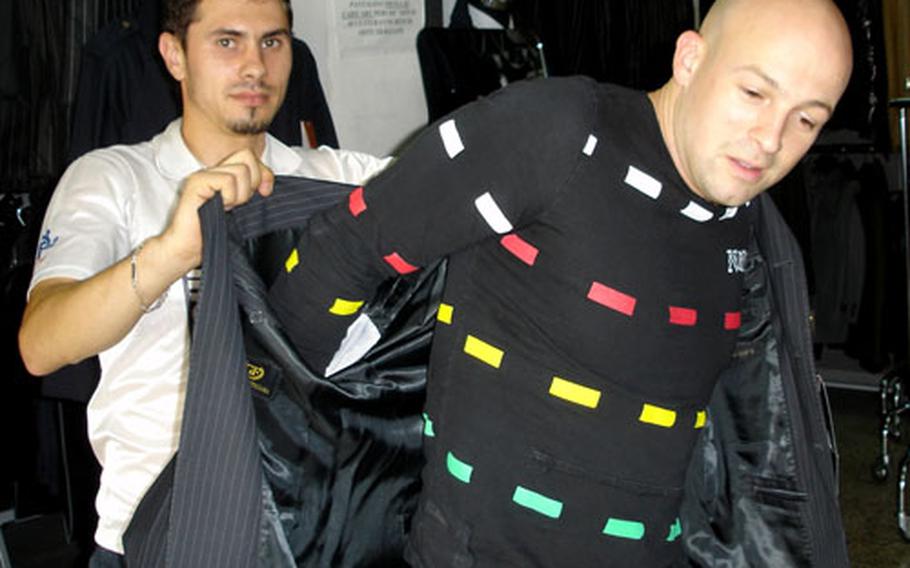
[268,0,854,565]
[18,0,387,564]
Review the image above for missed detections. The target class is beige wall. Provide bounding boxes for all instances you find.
[291,0,429,157]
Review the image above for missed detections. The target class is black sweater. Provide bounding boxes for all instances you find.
[270,77,753,566]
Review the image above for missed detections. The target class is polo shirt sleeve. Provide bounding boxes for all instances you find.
[268,77,598,374]
[28,151,133,297]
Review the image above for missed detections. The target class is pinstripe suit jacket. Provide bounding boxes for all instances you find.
[122,176,848,567]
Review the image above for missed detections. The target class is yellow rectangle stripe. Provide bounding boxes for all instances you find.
[285,248,300,273]
[329,298,364,316]
[437,303,454,324]
[549,377,601,409]
[694,410,707,429]
[464,335,504,369]
[639,404,677,428]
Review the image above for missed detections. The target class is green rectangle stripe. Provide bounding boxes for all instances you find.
[423,413,436,437]
[512,486,563,519]
[603,518,645,540]
[446,451,473,483]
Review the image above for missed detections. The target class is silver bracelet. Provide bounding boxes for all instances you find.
[130,240,167,313]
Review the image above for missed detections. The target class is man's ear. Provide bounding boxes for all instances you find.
[672,30,705,88]
[159,32,186,82]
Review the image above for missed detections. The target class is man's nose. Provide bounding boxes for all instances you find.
[749,110,786,155]
[241,46,267,81]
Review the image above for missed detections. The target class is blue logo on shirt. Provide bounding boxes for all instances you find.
[36,229,60,260]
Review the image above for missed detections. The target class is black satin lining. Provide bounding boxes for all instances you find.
[680,228,811,567]
[233,226,442,566]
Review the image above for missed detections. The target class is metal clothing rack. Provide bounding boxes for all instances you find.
[872,97,910,539]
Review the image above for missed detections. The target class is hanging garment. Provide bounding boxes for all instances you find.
[0,1,23,98]
[615,0,694,89]
[0,0,68,191]
[845,158,891,371]
[507,0,692,89]
[823,0,891,149]
[805,156,867,345]
[120,176,847,567]
[416,27,546,122]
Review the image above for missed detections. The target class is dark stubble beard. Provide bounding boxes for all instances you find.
[228,108,272,135]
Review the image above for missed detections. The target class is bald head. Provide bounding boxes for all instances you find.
[700,0,853,88]
[649,0,854,206]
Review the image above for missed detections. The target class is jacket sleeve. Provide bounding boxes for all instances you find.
[268,77,597,374]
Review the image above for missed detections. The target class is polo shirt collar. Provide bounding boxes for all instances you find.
[154,118,303,180]
[261,129,304,174]
[154,119,203,181]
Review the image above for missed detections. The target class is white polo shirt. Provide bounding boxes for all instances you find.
[29,119,390,553]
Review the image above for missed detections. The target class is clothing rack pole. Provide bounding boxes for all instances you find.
[892,98,910,364]
[889,98,910,539]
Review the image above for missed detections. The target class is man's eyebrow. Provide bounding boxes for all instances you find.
[209,28,291,39]
[262,28,291,39]
[736,65,779,90]
[210,27,245,37]
[735,65,834,114]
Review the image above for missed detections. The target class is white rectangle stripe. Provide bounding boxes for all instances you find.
[719,207,738,220]
[325,313,381,377]
[475,192,513,234]
[680,201,714,222]
[624,165,662,199]
[439,119,464,158]
[582,134,598,156]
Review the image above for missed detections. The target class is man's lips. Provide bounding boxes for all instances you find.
[231,91,270,106]
[728,156,765,182]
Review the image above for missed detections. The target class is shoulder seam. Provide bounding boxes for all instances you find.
[539,78,599,216]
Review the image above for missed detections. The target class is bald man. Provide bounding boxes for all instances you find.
[652,0,852,206]
[268,0,853,565]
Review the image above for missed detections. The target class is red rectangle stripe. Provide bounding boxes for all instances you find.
[384,252,419,274]
[668,306,697,326]
[724,311,742,330]
[587,282,636,316]
[500,234,539,266]
[348,187,367,217]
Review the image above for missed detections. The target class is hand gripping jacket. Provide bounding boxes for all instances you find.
[122,176,848,567]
